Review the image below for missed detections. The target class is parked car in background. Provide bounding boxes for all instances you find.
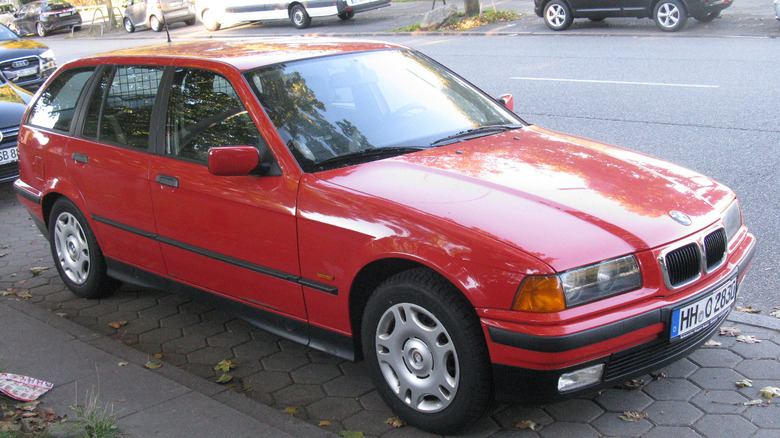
[535,0,732,32]
[775,0,780,21]
[0,3,16,27]
[123,0,196,33]
[195,0,391,30]
[0,71,32,183]
[13,39,755,434]
[0,24,56,90]
[12,0,81,37]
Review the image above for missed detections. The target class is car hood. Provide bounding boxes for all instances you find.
[0,38,48,58]
[0,81,31,128]
[316,126,733,271]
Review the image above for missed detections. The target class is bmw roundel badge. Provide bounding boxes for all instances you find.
[669,210,692,226]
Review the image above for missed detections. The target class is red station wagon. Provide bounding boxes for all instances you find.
[13,40,755,433]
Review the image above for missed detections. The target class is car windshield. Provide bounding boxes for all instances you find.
[0,24,18,41]
[246,49,523,172]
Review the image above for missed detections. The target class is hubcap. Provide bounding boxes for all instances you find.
[53,212,90,285]
[375,303,459,413]
[546,5,566,27]
[293,11,303,25]
[658,4,680,27]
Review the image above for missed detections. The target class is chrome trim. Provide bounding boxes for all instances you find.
[658,227,728,290]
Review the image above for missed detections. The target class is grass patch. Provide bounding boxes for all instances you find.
[393,9,520,32]
[71,388,121,438]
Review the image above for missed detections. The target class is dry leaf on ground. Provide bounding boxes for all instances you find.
[144,361,162,370]
[216,374,233,384]
[759,386,780,399]
[736,335,761,344]
[318,420,332,427]
[619,411,648,422]
[735,379,754,388]
[704,339,722,347]
[744,399,770,407]
[516,420,540,430]
[117,362,129,367]
[108,321,128,329]
[385,416,405,428]
[719,326,741,337]
[734,306,761,314]
[213,359,236,373]
[616,379,645,390]
[283,407,299,415]
[29,267,48,276]
[770,308,780,318]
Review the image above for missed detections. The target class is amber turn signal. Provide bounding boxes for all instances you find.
[512,276,567,312]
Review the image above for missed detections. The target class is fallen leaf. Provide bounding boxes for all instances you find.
[213,359,235,373]
[744,399,770,407]
[650,372,666,381]
[283,407,299,415]
[55,312,67,317]
[616,379,645,390]
[154,353,163,359]
[619,411,648,422]
[2,289,17,296]
[719,326,741,337]
[108,321,128,329]
[16,280,26,285]
[736,335,761,344]
[17,291,32,299]
[759,387,780,399]
[117,362,129,367]
[515,420,540,430]
[29,267,48,276]
[0,253,7,258]
[216,374,233,384]
[144,361,162,370]
[704,340,722,347]
[770,308,780,319]
[734,306,761,314]
[735,379,753,388]
[338,432,364,438]
[385,416,405,428]
[318,420,332,427]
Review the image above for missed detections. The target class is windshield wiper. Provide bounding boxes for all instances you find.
[313,146,428,170]
[429,124,524,147]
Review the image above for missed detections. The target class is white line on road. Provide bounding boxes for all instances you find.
[510,77,719,89]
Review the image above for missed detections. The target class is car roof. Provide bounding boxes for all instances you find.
[74,39,407,72]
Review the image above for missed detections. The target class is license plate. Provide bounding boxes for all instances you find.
[670,277,737,339]
[15,67,37,78]
[0,146,18,165]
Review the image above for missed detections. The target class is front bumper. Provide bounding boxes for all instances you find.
[484,231,756,404]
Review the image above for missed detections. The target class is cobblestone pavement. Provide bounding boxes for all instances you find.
[2,183,779,437]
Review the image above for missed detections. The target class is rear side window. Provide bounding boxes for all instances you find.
[27,67,95,132]
[82,66,164,149]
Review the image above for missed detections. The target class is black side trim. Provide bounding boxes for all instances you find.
[91,214,338,295]
[488,309,661,353]
[105,258,355,360]
[13,183,41,205]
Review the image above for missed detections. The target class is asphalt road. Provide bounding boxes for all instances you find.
[35,29,779,313]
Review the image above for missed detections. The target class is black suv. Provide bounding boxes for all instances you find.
[534,0,733,32]
[0,71,33,183]
[0,24,57,91]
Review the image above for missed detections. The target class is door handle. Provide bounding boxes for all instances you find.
[71,152,88,164]
[155,174,179,188]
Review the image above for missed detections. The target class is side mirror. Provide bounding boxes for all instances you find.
[208,146,259,176]
[498,94,514,112]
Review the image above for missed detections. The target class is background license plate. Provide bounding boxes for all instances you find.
[670,277,737,339]
[0,146,18,165]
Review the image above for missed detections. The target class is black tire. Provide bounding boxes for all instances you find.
[361,269,492,434]
[543,0,573,31]
[290,4,311,29]
[202,9,221,31]
[150,14,164,32]
[654,0,687,31]
[35,22,46,37]
[338,10,355,20]
[588,16,606,22]
[693,9,720,22]
[48,198,120,299]
[123,17,135,33]
[184,18,196,26]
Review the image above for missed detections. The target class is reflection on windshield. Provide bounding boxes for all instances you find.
[246,49,522,172]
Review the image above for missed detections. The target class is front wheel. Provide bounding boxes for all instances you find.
[338,10,355,20]
[150,14,164,32]
[361,269,492,434]
[290,4,311,29]
[48,198,120,299]
[543,0,573,31]
[654,0,687,31]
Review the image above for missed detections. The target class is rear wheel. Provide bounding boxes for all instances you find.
[184,18,196,26]
[123,17,135,33]
[338,10,355,20]
[202,9,221,31]
[543,0,573,31]
[35,22,46,37]
[48,198,121,299]
[654,0,687,31]
[361,269,493,434]
[290,4,311,29]
[150,14,164,32]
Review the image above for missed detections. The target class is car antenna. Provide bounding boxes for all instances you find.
[163,12,171,43]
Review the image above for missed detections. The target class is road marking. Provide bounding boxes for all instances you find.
[510,77,718,89]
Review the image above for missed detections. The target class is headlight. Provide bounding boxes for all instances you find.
[722,199,742,244]
[513,255,642,312]
[40,50,56,62]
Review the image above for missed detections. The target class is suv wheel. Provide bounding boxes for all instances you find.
[544,0,573,31]
[654,0,687,31]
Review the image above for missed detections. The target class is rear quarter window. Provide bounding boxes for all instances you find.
[26,67,95,132]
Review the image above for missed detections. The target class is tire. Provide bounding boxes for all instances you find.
[588,16,605,22]
[202,9,221,31]
[543,0,573,31]
[184,18,196,26]
[361,269,492,434]
[290,4,311,29]
[123,17,135,33]
[693,9,720,22]
[150,14,163,32]
[35,22,46,37]
[654,0,687,31]
[338,10,355,20]
[48,199,121,299]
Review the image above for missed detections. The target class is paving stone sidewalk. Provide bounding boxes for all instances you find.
[1,182,779,438]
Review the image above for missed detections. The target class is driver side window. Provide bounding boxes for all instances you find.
[165,67,268,165]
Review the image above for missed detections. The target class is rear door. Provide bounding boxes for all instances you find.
[569,0,621,17]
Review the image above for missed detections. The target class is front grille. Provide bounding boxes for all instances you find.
[665,243,701,287]
[0,56,41,81]
[704,229,727,270]
[0,128,19,182]
[604,309,727,381]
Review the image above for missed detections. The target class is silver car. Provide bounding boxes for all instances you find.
[123,0,195,33]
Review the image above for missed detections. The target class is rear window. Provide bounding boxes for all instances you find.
[27,67,95,132]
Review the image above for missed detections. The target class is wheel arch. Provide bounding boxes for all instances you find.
[288,1,304,16]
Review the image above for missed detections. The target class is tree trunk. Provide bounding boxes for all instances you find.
[105,0,116,27]
[464,0,480,17]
